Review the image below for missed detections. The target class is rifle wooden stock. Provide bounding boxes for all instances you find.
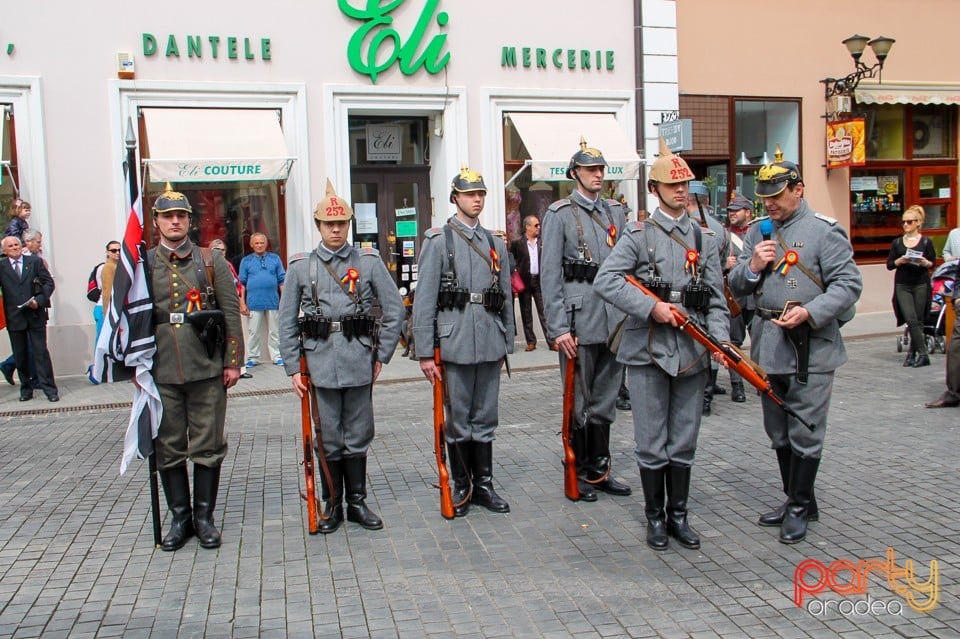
[299,353,320,534]
[623,275,816,431]
[561,355,580,501]
[433,342,455,520]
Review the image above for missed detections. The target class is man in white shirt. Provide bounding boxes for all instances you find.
[509,215,554,351]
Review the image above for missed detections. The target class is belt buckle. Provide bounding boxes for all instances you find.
[668,291,682,303]
[330,321,342,332]
[169,312,185,325]
[469,292,483,304]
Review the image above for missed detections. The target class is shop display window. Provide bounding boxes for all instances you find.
[850,104,957,261]
[0,105,19,217]
[146,181,282,270]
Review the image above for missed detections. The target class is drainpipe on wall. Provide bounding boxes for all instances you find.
[633,0,647,214]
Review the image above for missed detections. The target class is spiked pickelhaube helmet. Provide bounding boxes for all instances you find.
[449,165,487,204]
[313,179,354,222]
[152,183,193,215]
[755,145,803,198]
[565,136,608,180]
[647,137,695,187]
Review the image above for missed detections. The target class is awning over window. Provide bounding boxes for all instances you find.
[854,83,960,106]
[508,112,640,182]
[142,108,294,183]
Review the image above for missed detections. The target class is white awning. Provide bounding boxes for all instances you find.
[142,108,295,183]
[854,83,960,106]
[507,112,640,182]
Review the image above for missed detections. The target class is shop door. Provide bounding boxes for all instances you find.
[909,165,954,232]
[350,168,432,290]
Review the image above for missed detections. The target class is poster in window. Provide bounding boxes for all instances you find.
[826,118,865,169]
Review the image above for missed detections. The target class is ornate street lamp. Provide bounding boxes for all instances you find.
[821,34,895,98]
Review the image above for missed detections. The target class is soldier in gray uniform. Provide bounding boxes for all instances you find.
[727,152,862,544]
[541,138,632,503]
[149,186,244,551]
[279,180,403,534]
[686,181,731,416]
[594,140,729,551]
[413,167,514,517]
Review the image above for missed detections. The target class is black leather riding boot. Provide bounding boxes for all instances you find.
[665,465,700,549]
[779,454,821,544]
[572,427,597,502]
[159,465,194,551]
[585,423,631,496]
[193,464,222,549]
[470,441,510,513]
[730,381,746,403]
[758,447,818,526]
[702,372,714,417]
[318,458,344,534]
[447,441,472,517]
[344,456,383,530]
[639,468,668,551]
[709,367,726,395]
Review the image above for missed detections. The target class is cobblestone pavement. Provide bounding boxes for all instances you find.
[0,334,957,638]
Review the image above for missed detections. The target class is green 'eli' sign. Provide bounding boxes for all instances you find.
[338,0,451,84]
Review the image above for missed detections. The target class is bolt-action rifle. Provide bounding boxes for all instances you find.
[432,317,455,520]
[561,308,580,501]
[298,334,320,534]
[624,274,816,431]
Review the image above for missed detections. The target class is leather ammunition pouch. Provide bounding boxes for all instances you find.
[681,280,711,312]
[185,309,226,359]
[645,277,672,302]
[562,259,598,283]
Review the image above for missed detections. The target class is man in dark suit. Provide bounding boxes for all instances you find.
[509,215,554,351]
[0,236,58,401]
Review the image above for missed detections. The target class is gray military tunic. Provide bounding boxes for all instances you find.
[594,209,729,469]
[540,190,627,427]
[412,217,514,443]
[727,200,862,458]
[278,243,403,459]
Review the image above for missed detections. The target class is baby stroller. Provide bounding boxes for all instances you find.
[897,260,956,355]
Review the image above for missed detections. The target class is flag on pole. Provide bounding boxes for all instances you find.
[94,154,163,475]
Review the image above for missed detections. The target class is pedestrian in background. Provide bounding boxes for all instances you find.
[210,239,252,379]
[86,241,121,384]
[4,200,30,242]
[509,215,554,352]
[724,193,756,403]
[239,232,285,367]
[887,205,935,368]
[728,151,862,545]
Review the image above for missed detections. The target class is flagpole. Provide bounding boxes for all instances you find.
[126,117,162,549]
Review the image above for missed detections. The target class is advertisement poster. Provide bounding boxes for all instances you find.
[826,118,865,169]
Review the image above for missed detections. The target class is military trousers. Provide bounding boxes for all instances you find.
[444,361,501,444]
[627,364,706,470]
[559,343,622,428]
[156,376,228,470]
[727,312,748,384]
[761,372,832,458]
[313,384,375,459]
[942,307,960,402]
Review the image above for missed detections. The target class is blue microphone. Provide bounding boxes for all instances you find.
[759,218,774,275]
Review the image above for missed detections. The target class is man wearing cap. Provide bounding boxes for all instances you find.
[413,166,514,516]
[279,180,403,533]
[728,151,861,545]
[541,138,632,504]
[149,186,244,551]
[686,182,731,415]
[594,139,728,551]
[723,193,756,403]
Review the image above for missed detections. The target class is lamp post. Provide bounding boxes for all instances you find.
[821,34,895,99]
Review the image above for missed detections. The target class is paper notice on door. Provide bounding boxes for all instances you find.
[395,207,417,218]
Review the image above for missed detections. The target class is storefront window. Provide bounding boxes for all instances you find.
[349,116,429,166]
[850,104,957,261]
[734,100,799,163]
[0,105,19,216]
[147,181,281,270]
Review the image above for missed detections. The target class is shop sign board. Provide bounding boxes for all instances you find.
[500,47,615,71]
[339,0,451,84]
[142,33,272,61]
[826,118,865,169]
[659,120,692,153]
[366,125,402,162]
